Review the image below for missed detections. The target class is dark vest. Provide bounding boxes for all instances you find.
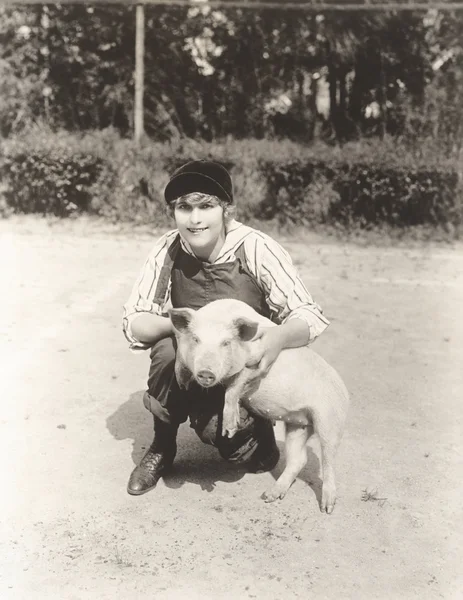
[152,235,270,318]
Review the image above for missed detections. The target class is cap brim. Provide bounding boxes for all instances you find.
[164,172,232,204]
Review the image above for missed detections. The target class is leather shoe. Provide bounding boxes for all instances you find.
[127,446,175,495]
[127,418,177,495]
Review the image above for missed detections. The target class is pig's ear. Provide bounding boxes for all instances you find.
[168,308,195,333]
[233,317,259,342]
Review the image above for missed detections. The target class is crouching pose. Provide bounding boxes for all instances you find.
[122,159,330,495]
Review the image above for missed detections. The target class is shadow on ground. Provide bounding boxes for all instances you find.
[106,391,323,500]
[106,391,153,464]
[106,391,244,492]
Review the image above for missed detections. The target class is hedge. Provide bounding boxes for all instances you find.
[1,151,106,216]
[0,128,461,229]
[0,129,111,217]
[259,159,460,227]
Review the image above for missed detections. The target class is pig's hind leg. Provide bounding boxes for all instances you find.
[314,412,344,514]
[261,423,310,503]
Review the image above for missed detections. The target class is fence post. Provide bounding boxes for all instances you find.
[134,4,145,145]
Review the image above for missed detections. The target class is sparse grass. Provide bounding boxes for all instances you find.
[113,545,133,568]
[361,488,388,507]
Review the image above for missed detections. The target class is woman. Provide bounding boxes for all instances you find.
[123,159,330,495]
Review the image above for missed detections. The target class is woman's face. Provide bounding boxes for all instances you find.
[174,196,226,262]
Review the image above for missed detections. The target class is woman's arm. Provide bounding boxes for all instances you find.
[246,233,330,343]
[130,313,173,345]
[272,317,310,349]
[122,230,177,350]
[243,232,328,377]
[245,318,310,377]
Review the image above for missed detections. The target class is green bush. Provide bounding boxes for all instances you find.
[260,158,460,227]
[81,130,208,225]
[2,151,105,216]
[1,129,461,231]
[267,173,340,227]
[0,125,107,216]
[163,136,462,228]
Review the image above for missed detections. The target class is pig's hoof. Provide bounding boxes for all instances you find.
[223,427,238,438]
[221,420,238,438]
[221,414,239,438]
[321,487,337,514]
[261,484,288,503]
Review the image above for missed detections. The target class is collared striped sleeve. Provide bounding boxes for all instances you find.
[122,231,175,351]
[243,232,330,343]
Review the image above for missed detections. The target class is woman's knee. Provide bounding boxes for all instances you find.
[190,403,258,463]
[216,410,258,463]
[145,337,189,423]
[149,337,176,370]
[147,337,176,397]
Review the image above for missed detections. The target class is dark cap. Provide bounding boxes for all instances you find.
[164,159,233,205]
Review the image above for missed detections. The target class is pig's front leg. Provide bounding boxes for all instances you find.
[222,369,252,438]
[174,357,192,390]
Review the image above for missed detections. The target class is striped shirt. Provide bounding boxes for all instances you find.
[122,220,330,351]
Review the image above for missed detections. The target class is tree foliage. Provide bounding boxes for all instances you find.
[0,5,461,154]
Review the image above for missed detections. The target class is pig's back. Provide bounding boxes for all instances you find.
[246,346,349,423]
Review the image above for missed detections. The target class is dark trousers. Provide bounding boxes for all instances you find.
[144,338,262,463]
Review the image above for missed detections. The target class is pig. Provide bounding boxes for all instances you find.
[168,298,349,514]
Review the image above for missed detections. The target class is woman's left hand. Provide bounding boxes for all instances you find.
[245,326,285,380]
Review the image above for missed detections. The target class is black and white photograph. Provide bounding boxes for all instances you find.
[1,0,462,598]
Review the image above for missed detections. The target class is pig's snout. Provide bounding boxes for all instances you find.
[196,369,217,388]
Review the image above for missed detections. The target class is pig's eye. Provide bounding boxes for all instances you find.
[221,340,231,347]
[191,335,200,344]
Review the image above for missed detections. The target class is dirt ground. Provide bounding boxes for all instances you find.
[1,216,462,600]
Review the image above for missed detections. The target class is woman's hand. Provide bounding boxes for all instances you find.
[244,318,310,387]
[245,326,285,380]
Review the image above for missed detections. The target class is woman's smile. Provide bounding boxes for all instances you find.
[187,226,208,234]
